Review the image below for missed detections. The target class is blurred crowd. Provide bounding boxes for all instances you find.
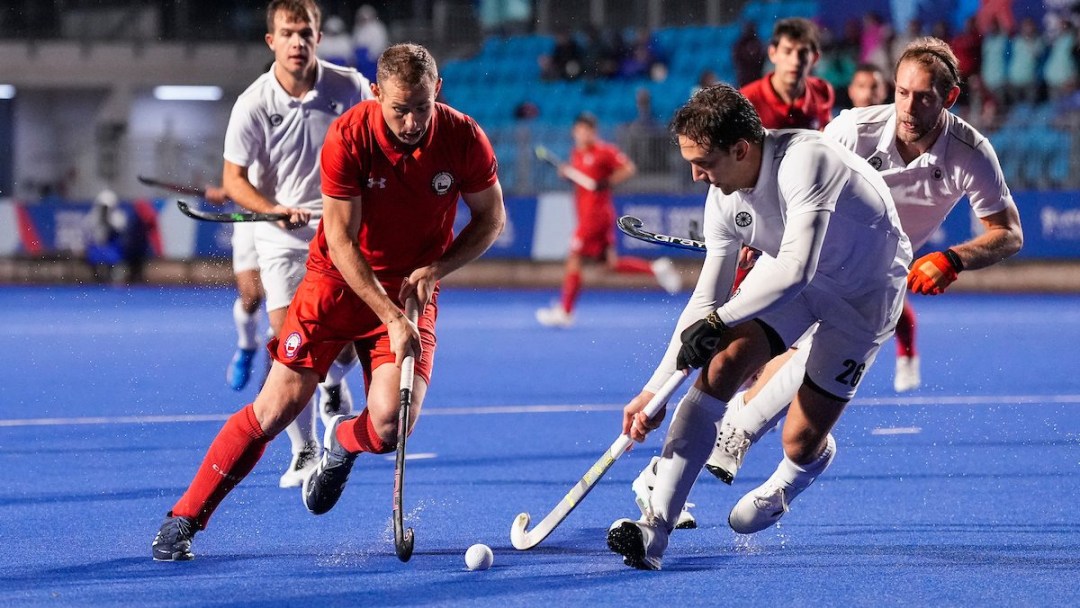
[539,25,668,83]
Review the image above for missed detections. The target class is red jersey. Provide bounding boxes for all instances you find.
[740,74,834,130]
[570,140,630,224]
[311,100,498,280]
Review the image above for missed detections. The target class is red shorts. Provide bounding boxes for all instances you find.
[268,271,438,386]
[571,218,615,260]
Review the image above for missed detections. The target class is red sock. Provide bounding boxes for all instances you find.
[895,300,917,357]
[172,404,269,528]
[613,257,652,274]
[336,409,393,454]
[560,271,582,313]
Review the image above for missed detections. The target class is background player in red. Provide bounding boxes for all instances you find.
[740,17,834,131]
[536,112,681,328]
[151,42,506,561]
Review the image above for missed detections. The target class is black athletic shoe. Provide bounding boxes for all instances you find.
[152,513,199,561]
[303,415,359,515]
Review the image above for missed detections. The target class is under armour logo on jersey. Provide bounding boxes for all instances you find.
[367,177,386,189]
[735,211,753,227]
[269,113,283,127]
[868,156,883,170]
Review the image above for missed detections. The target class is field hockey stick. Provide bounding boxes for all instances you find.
[137,175,208,197]
[534,145,598,192]
[618,215,706,252]
[509,369,690,550]
[393,297,420,562]
[176,200,321,223]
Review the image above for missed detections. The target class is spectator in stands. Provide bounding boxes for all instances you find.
[847,63,889,108]
[352,4,388,63]
[581,24,621,80]
[620,27,667,81]
[977,0,1016,37]
[733,21,766,87]
[931,19,952,42]
[951,16,984,107]
[317,15,353,66]
[1007,17,1045,105]
[1043,19,1077,101]
[540,30,584,81]
[981,19,1010,109]
[890,18,923,70]
[630,87,659,130]
[860,12,892,71]
[692,68,719,96]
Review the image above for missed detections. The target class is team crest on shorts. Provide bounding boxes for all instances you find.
[283,332,303,359]
[735,211,753,227]
[867,156,883,170]
[431,171,454,195]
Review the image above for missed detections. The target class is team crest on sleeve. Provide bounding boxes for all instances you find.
[867,156,883,170]
[269,113,284,127]
[431,171,454,195]
[283,332,303,360]
[932,167,943,180]
[735,211,753,227]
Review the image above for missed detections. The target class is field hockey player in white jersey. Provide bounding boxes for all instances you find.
[694,38,1024,515]
[607,83,911,570]
[221,0,372,488]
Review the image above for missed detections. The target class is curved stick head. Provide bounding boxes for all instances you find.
[395,527,415,562]
[617,215,646,237]
[510,512,532,550]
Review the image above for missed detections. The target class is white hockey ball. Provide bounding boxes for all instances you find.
[464,543,494,571]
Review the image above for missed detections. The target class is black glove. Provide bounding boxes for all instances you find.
[677,311,728,370]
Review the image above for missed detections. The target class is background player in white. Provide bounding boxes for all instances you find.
[606,83,911,570]
[222,0,372,488]
[696,38,1024,521]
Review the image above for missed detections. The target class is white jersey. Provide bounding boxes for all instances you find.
[824,104,1013,251]
[223,59,370,222]
[645,130,912,392]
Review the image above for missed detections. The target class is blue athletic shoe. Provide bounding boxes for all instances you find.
[226,348,257,391]
[152,513,198,561]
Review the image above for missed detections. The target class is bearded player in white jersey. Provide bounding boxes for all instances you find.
[221,0,372,488]
[607,83,911,570]
[632,38,1024,539]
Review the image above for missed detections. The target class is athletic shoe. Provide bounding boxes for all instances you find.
[303,415,358,515]
[226,348,257,391]
[631,456,697,529]
[319,380,354,422]
[607,517,669,571]
[728,434,836,534]
[535,304,574,328]
[894,355,921,392]
[704,421,752,484]
[278,440,320,489]
[651,257,682,295]
[151,513,198,561]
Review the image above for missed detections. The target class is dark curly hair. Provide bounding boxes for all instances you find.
[669,83,764,151]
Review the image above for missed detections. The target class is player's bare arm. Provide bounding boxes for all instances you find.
[607,159,637,189]
[223,160,312,228]
[949,205,1024,270]
[322,192,421,366]
[401,182,506,308]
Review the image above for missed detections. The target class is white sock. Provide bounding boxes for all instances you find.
[322,349,357,387]
[771,433,837,494]
[731,346,810,442]
[283,392,318,450]
[233,298,259,350]
[650,386,727,531]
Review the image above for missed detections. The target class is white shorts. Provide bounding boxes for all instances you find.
[254,222,318,311]
[231,222,259,274]
[757,279,905,401]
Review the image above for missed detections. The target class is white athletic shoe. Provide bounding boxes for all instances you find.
[704,421,752,484]
[728,434,836,534]
[651,257,681,295]
[279,440,320,489]
[535,304,574,328]
[318,380,354,427]
[894,355,921,393]
[632,456,697,529]
[607,517,669,570]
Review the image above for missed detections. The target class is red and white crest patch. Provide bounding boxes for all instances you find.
[283,332,303,359]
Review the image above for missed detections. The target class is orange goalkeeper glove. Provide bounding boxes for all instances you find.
[908,249,964,295]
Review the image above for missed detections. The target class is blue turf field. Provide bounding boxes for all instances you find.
[1,285,1078,606]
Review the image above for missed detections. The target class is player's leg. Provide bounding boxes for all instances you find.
[605,245,681,295]
[893,296,920,392]
[152,361,321,560]
[227,223,263,390]
[318,343,358,427]
[537,251,583,327]
[609,320,777,569]
[304,295,439,515]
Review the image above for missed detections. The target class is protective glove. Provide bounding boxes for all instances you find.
[677,311,728,370]
[908,249,964,295]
